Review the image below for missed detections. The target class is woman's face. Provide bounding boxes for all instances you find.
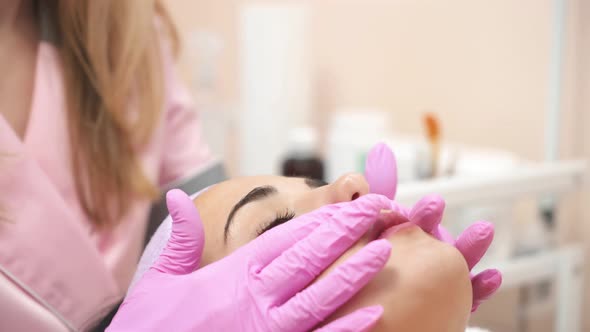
[194,173,472,331]
[195,173,368,263]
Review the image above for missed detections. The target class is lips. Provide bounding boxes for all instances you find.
[378,222,418,239]
[367,209,410,241]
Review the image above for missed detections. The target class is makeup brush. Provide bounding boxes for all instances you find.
[423,113,441,178]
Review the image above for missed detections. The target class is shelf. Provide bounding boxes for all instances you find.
[395,160,586,208]
[473,245,584,289]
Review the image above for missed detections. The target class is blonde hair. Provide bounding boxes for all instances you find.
[50,0,179,228]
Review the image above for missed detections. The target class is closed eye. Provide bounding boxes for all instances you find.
[256,209,296,236]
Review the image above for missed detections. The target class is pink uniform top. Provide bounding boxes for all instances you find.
[0,38,213,330]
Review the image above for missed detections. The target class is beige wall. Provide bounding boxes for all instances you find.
[313,0,553,160]
[166,0,568,160]
[166,0,589,329]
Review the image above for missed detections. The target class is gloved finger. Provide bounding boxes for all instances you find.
[409,194,445,234]
[151,189,204,275]
[471,269,502,312]
[365,142,398,199]
[258,195,391,303]
[367,208,410,240]
[314,305,384,332]
[455,222,494,270]
[249,196,379,268]
[272,239,391,332]
[255,193,390,278]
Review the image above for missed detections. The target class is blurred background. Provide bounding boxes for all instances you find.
[164,0,589,331]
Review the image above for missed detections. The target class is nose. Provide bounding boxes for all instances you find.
[326,173,370,204]
[294,173,370,214]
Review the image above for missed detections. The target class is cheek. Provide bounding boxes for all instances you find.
[293,200,325,217]
[226,231,257,253]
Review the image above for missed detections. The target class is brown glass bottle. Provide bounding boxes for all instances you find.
[282,156,324,181]
[281,127,324,181]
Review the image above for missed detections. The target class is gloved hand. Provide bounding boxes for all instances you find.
[365,142,502,312]
[108,190,393,332]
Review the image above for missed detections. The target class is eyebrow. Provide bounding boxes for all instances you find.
[224,185,278,241]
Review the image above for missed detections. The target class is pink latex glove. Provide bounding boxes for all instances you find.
[364,142,398,199]
[108,190,393,332]
[365,142,502,312]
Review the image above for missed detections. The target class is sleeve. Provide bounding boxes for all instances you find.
[158,43,216,188]
[0,118,120,331]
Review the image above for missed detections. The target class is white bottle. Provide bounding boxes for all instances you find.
[326,110,391,181]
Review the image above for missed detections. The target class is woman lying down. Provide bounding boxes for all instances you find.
[129,146,501,331]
